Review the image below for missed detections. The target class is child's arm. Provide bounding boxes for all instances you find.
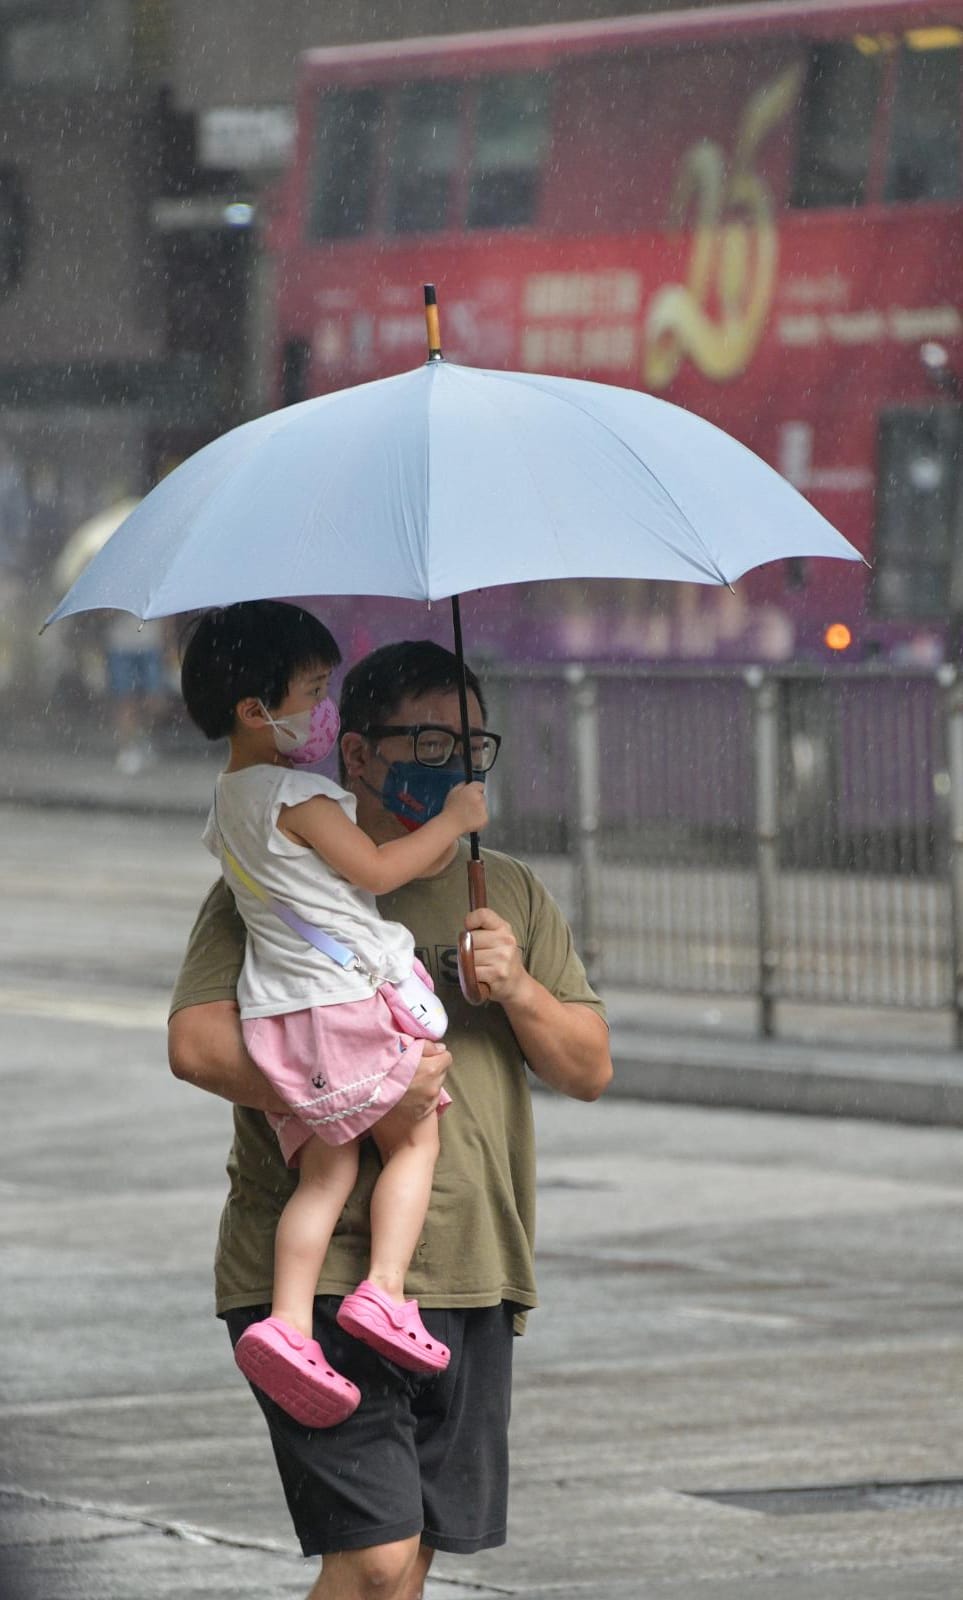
[279,781,489,895]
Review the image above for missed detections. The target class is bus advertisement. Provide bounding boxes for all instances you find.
[268,0,963,667]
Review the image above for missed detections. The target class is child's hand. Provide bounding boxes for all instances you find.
[443,780,489,835]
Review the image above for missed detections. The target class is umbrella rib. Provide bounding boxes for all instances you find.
[481,371,732,585]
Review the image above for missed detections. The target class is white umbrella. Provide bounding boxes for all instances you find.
[44,370,859,624]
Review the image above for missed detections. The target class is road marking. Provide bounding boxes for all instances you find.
[0,988,167,1030]
[0,1479,294,1554]
[0,1386,241,1420]
[678,1305,804,1328]
[0,864,211,899]
[0,1480,519,1591]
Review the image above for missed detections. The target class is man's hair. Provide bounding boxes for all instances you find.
[180,601,341,741]
[338,640,487,781]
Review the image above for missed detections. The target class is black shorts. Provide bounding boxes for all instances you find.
[224,1297,515,1557]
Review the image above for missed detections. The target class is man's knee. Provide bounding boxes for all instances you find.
[312,1536,421,1598]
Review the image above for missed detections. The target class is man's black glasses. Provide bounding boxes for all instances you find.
[363,724,502,773]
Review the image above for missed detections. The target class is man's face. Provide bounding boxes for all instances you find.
[342,687,487,846]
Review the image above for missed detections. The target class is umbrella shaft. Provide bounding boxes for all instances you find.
[450,594,481,865]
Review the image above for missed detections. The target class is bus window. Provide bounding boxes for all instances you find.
[885,31,961,202]
[387,81,462,234]
[790,42,883,208]
[467,73,549,230]
[309,88,383,239]
[872,407,962,619]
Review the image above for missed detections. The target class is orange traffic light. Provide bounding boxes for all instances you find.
[824,622,853,652]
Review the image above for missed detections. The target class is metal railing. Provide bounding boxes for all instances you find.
[483,663,963,1043]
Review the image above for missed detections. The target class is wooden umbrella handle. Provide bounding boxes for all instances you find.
[457,857,490,1006]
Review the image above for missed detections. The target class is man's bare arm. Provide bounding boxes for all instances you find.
[465,907,613,1101]
[168,999,453,1116]
[503,990,612,1101]
[168,1001,286,1111]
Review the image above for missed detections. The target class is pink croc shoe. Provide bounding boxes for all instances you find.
[234,1316,360,1428]
[336,1280,450,1374]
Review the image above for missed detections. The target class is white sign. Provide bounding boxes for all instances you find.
[199,107,295,170]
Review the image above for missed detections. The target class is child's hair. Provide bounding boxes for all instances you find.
[180,601,342,740]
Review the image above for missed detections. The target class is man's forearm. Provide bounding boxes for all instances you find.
[502,982,613,1100]
[168,1001,286,1113]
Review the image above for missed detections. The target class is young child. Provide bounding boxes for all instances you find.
[180,601,488,1429]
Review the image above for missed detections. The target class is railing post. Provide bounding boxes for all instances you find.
[566,663,602,986]
[940,666,963,1048]
[747,667,780,1038]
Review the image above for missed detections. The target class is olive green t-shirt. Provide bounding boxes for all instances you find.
[169,840,606,1323]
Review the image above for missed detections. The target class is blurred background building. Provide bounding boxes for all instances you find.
[0,0,699,582]
[2,0,962,687]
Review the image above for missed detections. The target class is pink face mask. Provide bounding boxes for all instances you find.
[262,698,341,769]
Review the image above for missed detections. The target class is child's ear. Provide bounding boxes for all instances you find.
[235,697,268,731]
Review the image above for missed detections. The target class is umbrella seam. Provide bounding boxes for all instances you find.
[445,368,585,586]
[424,365,434,596]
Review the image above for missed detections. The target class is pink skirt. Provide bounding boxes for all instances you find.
[242,991,450,1165]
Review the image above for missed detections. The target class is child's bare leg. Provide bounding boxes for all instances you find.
[334,1101,448,1374]
[272,1137,359,1336]
[367,1105,440,1303]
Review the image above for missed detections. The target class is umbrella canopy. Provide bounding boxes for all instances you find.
[45,363,861,629]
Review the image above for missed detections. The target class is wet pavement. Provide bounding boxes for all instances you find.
[1,799,962,1596]
[2,1005,962,1597]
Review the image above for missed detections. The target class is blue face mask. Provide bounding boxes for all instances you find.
[378,761,483,831]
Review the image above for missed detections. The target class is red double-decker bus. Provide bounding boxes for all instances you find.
[269,0,963,665]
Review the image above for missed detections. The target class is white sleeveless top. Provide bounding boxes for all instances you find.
[203,766,416,1020]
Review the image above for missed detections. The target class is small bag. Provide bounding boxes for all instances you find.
[381,966,448,1041]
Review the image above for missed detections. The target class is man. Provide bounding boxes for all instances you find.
[168,639,612,1600]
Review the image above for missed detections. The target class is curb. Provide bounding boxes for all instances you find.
[7,756,963,1130]
[1,784,209,818]
[604,1032,963,1127]
[1,756,213,819]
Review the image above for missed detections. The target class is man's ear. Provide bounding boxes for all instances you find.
[236,697,268,731]
[340,730,368,780]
